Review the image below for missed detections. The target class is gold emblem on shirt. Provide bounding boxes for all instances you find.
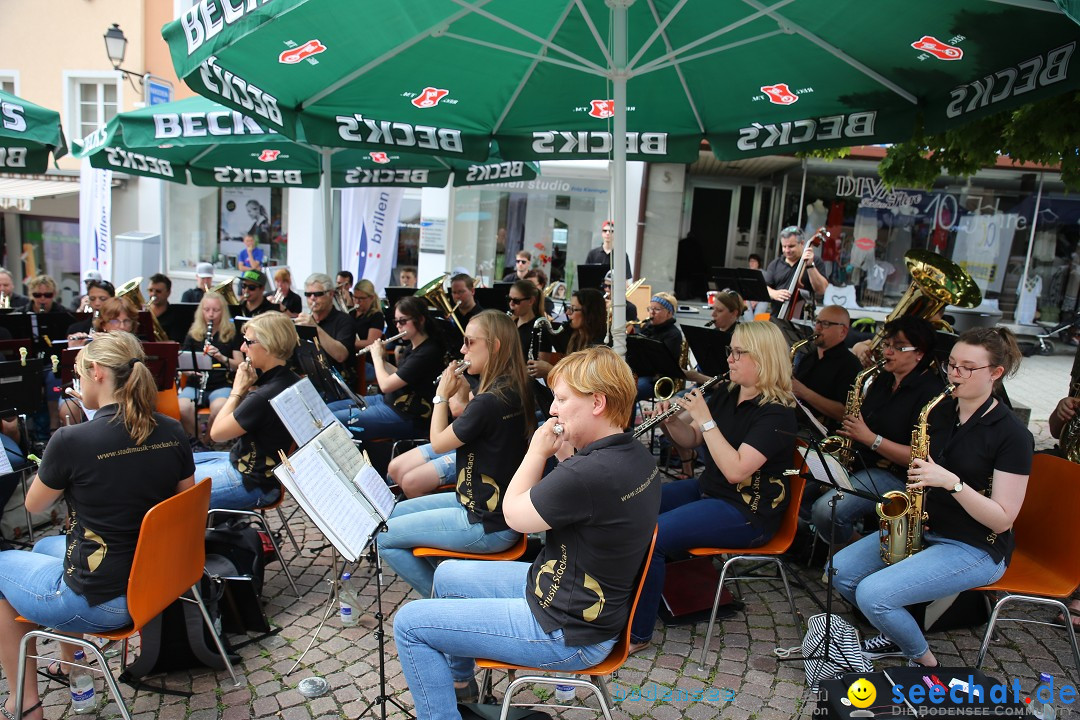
[84,529,107,572]
[582,573,605,623]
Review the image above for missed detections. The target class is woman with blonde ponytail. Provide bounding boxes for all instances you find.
[0,332,194,720]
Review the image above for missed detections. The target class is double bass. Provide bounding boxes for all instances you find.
[777,227,829,321]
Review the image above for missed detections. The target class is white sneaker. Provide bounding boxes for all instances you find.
[861,633,904,659]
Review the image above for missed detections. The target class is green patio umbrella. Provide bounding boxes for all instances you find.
[72,96,535,188]
[163,0,1080,350]
[0,88,67,173]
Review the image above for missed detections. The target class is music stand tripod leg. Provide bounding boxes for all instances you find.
[286,546,345,678]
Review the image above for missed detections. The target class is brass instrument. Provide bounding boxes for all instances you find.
[1060,381,1080,463]
[633,373,728,438]
[415,273,464,334]
[605,277,647,344]
[627,318,649,331]
[0,291,9,309]
[789,332,820,361]
[876,383,955,565]
[820,359,886,469]
[333,285,355,314]
[116,277,169,342]
[77,295,92,314]
[433,359,471,385]
[211,277,241,307]
[357,330,407,356]
[865,250,981,360]
[269,286,285,305]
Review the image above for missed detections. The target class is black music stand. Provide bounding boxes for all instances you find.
[384,286,414,313]
[168,303,199,336]
[682,325,730,378]
[0,339,33,363]
[576,263,607,292]
[30,313,77,350]
[474,285,510,313]
[0,359,45,416]
[709,268,771,304]
[0,314,33,341]
[770,317,813,348]
[625,336,684,389]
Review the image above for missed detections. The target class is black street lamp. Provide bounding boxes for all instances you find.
[103,23,144,95]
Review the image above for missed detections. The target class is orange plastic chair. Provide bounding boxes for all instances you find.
[689,474,806,670]
[14,481,239,720]
[475,527,658,720]
[973,453,1080,680]
[155,386,182,421]
[412,532,529,562]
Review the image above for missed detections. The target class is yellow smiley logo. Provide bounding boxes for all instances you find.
[847,677,876,709]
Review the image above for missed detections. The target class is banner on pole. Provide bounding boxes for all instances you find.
[340,187,403,296]
[79,157,113,282]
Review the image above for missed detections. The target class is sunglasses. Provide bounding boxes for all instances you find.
[32,292,55,299]
[304,290,328,297]
[602,228,614,233]
[394,317,412,326]
[508,297,526,305]
[242,283,261,291]
[567,305,583,314]
[515,259,529,264]
[463,335,489,349]
[242,336,260,346]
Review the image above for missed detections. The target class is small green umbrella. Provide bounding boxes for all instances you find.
[0,88,67,174]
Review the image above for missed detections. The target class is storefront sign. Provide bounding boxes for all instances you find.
[419,217,446,254]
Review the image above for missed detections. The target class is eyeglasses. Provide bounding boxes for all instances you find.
[304,290,327,297]
[567,305,583,314]
[814,319,846,329]
[31,292,54,299]
[508,297,526,305]
[463,335,489,349]
[394,317,411,326]
[882,342,917,353]
[725,346,751,361]
[107,318,133,328]
[242,283,261,291]
[602,227,614,233]
[515,259,529,264]
[242,336,260,346]
[941,361,991,379]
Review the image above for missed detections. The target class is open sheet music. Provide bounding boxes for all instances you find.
[177,351,214,371]
[272,422,396,562]
[269,377,339,447]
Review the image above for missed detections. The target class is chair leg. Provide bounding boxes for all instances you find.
[594,675,616,720]
[976,595,1080,683]
[772,558,803,630]
[16,631,133,720]
[189,583,241,687]
[699,555,740,671]
[210,508,302,599]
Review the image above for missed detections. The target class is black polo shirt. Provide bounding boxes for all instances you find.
[241,297,277,318]
[925,397,1033,564]
[37,405,194,605]
[698,383,798,535]
[454,303,484,330]
[279,289,302,315]
[762,256,826,314]
[315,307,357,372]
[386,339,443,428]
[180,287,205,304]
[855,367,945,476]
[640,318,683,360]
[794,343,862,431]
[155,303,190,344]
[230,365,301,493]
[528,432,661,646]
[584,246,632,277]
[354,310,386,344]
[451,381,530,533]
[515,317,555,362]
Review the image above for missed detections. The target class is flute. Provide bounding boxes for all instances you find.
[357,330,406,356]
[432,360,471,385]
[632,373,728,438]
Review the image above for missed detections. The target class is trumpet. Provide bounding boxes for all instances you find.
[357,330,406,356]
[269,287,285,305]
[333,285,355,313]
[632,373,728,438]
[433,359,471,385]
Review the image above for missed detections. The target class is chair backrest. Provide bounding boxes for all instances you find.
[607,526,659,664]
[155,387,181,421]
[1012,453,1080,580]
[125,480,211,630]
[824,284,860,309]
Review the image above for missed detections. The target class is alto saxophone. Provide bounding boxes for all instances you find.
[1059,381,1080,463]
[876,383,955,565]
[820,360,885,469]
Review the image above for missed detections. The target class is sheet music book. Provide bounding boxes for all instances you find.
[269,377,339,447]
[272,422,395,562]
[177,352,214,370]
[0,448,12,475]
[797,444,854,491]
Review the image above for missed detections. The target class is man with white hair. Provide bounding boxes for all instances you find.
[296,273,355,373]
[0,267,28,310]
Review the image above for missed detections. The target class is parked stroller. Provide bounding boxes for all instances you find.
[1018,316,1080,356]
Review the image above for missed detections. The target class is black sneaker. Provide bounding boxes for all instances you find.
[861,633,904,659]
[455,677,478,704]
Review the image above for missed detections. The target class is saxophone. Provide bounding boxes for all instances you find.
[1059,381,1080,463]
[876,383,955,565]
[820,360,885,469]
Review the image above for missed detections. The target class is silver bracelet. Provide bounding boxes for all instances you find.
[870,434,883,451]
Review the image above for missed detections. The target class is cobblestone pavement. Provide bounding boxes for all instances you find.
[3,354,1076,719]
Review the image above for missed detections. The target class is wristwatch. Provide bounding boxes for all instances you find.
[949,481,964,494]
[700,420,717,433]
[432,395,447,405]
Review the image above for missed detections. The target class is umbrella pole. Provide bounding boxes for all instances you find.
[1019,171,1044,312]
[322,149,334,274]
[796,158,807,230]
[611,1,629,357]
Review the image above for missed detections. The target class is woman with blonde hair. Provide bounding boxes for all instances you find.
[272,267,302,316]
[629,320,797,651]
[379,311,535,596]
[59,297,142,425]
[178,291,244,446]
[352,279,386,353]
[194,311,301,509]
[0,332,193,720]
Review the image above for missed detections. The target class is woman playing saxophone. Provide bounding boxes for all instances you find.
[833,327,1031,668]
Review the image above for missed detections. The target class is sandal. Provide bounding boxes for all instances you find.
[0,701,43,720]
[37,660,68,686]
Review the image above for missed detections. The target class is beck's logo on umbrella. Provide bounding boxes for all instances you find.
[911,36,963,61]
[258,149,281,162]
[279,40,326,64]
[369,151,391,164]
[588,100,615,119]
[760,84,798,106]
[411,87,449,109]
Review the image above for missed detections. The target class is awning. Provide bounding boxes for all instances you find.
[0,176,81,212]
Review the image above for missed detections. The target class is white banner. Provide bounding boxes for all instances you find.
[340,187,403,296]
[952,213,1017,294]
[79,158,113,282]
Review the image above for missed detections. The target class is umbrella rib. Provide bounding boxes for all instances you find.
[573,0,614,69]
[442,32,603,76]
[638,29,786,75]
[302,3,486,108]
[189,146,217,164]
[450,0,607,74]
[741,0,918,104]
[985,0,1063,10]
[631,0,795,75]
[641,0,704,133]
[627,0,690,70]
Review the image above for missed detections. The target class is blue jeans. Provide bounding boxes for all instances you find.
[193,452,280,510]
[812,467,904,544]
[630,478,769,644]
[833,531,1006,658]
[417,443,457,483]
[178,385,231,404]
[0,535,131,633]
[393,561,616,720]
[330,396,419,439]
[378,493,519,597]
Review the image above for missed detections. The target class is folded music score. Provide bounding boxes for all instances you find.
[270,379,396,562]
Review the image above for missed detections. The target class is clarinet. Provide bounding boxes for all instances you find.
[631,373,728,438]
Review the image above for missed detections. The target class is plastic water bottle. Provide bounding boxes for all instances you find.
[554,674,575,702]
[339,572,360,627]
[1032,673,1056,720]
[69,650,98,714]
